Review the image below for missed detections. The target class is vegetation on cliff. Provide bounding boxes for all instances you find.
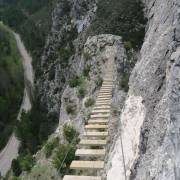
[89,0,147,48]
[0,0,54,77]
[0,23,24,150]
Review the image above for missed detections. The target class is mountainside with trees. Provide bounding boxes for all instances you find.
[0,23,24,150]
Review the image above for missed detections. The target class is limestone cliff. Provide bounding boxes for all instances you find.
[107,0,180,179]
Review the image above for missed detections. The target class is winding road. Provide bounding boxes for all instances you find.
[0,31,34,177]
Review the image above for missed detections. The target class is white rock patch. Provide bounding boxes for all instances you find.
[107,95,145,180]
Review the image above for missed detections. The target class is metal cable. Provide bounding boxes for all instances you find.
[119,115,127,180]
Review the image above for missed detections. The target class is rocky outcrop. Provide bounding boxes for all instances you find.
[107,0,180,179]
[21,34,125,180]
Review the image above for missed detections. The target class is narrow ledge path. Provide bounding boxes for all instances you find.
[63,60,114,180]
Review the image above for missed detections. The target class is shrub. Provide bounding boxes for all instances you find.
[120,72,129,92]
[84,98,95,107]
[19,154,35,172]
[12,159,22,177]
[63,124,78,143]
[66,104,75,115]
[95,76,103,87]
[77,86,86,98]
[83,52,91,61]
[83,65,91,77]
[52,144,76,171]
[69,76,82,88]
[44,137,59,158]
[124,41,132,50]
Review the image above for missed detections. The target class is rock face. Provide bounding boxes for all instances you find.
[107,0,180,179]
[37,0,97,118]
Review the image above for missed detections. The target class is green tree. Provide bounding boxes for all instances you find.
[11,159,22,176]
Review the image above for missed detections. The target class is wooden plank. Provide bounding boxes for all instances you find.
[90,114,110,119]
[96,100,111,103]
[97,97,111,100]
[79,139,107,146]
[63,175,101,180]
[93,105,111,110]
[84,131,108,137]
[88,119,109,124]
[75,149,106,157]
[95,102,111,106]
[91,109,111,114]
[85,124,108,129]
[70,161,104,170]
[98,94,112,98]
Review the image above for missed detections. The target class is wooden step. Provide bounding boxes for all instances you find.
[79,139,107,146]
[97,98,111,101]
[91,114,110,119]
[84,131,108,137]
[99,90,112,93]
[91,109,111,114]
[85,124,108,129]
[98,94,112,98]
[93,105,111,110]
[88,119,108,124]
[96,100,111,103]
[101,84,113,86]
[103,79,113,81]
[75,149,106,157]
[63,175,101,180]
[95,102,111,106]
[70,161,104,170]
[100,88,112,91]
[98,94,111,97]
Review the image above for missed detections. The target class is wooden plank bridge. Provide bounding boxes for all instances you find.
[63,63,114,180]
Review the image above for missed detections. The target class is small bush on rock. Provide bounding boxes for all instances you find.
[121,72,129,92]
[83,65,91,77]
[69,76,82,88]
[85,98,95,107]
[66,104,76,115]
[77,86,86,98]
[44,137,59,158]
[124,41,132,50]
[52,144,76,171]
[83,52,91,61]
[63,124,79,143]
[95,76,103,87]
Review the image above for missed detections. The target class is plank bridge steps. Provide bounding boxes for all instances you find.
[63,60,114,180]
